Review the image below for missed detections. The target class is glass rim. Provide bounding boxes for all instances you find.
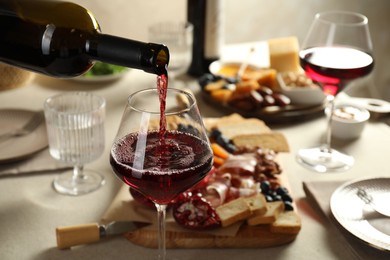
[316,10,368,26]
[44,91,106,114]
[127,88,196,115]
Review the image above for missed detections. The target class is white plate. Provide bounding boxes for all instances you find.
[330,177,390,251]
[0,109,48,163]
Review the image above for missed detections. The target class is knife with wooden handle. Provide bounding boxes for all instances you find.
[56,222,138,249]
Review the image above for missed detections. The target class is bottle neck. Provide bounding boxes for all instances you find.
[88,34,169,75]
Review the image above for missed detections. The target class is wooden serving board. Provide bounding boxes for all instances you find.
[122,169,301,249]
[114,115,302,248]
[124,220,298,249]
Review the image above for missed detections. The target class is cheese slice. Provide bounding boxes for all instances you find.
[268,37,300,73]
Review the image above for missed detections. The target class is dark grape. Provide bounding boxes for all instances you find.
[284,201,294,211]
[209,128,222,140]
[260,181,271,194]
[281,194,293,203]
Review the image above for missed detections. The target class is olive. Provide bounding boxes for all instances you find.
[263,95,276,107]
[260,181,271,194]
[272,93,291,107]
[265,194,274,202]
[210,128,222,139]
[273,194,283,201]
[284,201,294,211]
[282,194,293,203]
[198,73,222,88]
[276,186,289,196]
[225,77,239,84]
[215,135,230,148]
[257,86,273,96]
[249,90,264,108]
[224,143,237,153]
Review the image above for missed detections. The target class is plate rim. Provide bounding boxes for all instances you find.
[0,108,48,163]
[330,176,390,251]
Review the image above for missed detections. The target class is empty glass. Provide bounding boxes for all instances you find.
[148,21,193,87]
[44,92,106,195]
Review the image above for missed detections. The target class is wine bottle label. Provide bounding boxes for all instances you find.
[204,0,223,60]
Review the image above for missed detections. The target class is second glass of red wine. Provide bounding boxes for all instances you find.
[296,11,374,173]
[110,88,213,259]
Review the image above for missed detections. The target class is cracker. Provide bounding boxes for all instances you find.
[270,211,302,234]
[216,118,271,139]
[244,193,267,215]
[247,201,285,225]
[203,113,244,131]
[216,197,252,227]
[232,132,289,152]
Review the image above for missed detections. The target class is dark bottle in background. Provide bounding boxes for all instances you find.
[187,0,224,77]
[0,0,169,77]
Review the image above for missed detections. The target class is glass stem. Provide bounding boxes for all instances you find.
[155,203,167,260]
[324,94,335,152]
[72,165,84,184]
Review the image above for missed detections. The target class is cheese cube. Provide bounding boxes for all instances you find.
[268,37,300,72]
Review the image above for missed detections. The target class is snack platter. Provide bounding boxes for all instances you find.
[198,36,326,124]
[102,114,301,248]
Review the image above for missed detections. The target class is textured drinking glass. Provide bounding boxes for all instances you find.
[149,21,193,85]
[44,92,106,195]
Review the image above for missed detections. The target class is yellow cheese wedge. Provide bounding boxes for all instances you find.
[268,36,300,73]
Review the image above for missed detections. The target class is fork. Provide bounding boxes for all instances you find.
[0,111,44,143]
[356,188,390,217]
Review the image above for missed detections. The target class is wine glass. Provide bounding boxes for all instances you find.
[44,92,106,195]
[110,88,213,260]
[148,21,193,87]
[296,11,374,173]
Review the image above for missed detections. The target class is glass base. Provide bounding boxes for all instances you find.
[296,146,354,173]
[53,170,105,196]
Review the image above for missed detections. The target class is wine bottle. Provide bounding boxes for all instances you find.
[0,0,169,77]
[187,0,224,77]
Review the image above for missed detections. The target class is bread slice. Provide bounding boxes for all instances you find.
[216,197,252,227]
[270,211,302,234]
[244,193,267,215]
[232,132,290,152]
[247,201,285,226]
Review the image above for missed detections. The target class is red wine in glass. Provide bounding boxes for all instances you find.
[296,11,374,173]
[300,46,374,96]
[110,130,213,205]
